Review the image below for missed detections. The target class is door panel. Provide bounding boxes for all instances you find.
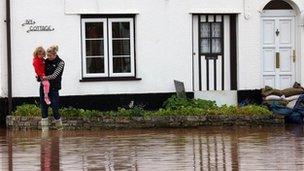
[279,49,291,72]
[193,15,200,91]
[264,76,275,88]
[279,76,292,89]
[208,59,215,91]
[263,20,276,45]
[263,48,276,72]
[200,56,207,90]
[277,18,294,88]
[216,56,223,90]
[279,19,291,45]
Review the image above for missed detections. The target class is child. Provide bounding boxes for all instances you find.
[32,46,51,105]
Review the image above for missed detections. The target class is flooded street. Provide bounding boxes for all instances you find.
[0,126,304,171]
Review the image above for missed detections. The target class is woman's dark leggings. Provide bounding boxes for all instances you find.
[39,86,61,120]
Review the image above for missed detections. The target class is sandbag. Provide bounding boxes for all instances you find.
[284,95,300,101]
[286,99,297,109]
[281,88,304,97]
[261,86,283,97]
[265,95,282,100]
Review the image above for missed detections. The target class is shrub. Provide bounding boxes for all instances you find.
[13,104,40,116]
[163,95,217,110]
[12,98,272,118]
[189,98,217,110]
[207,105,272,116]
[13,104,102,118]
[163,95,190,109]
[128,106,145,117]
[237,105,272,116]
[60,107,101,118]
[116,105,146,117]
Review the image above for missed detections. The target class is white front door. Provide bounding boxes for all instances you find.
[262,11,295,89]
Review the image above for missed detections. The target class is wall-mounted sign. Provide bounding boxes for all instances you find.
[21,19,36,26]
[22,19,55,33]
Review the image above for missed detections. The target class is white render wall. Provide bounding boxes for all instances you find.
[0,0,7,97]
[10,0,304,97]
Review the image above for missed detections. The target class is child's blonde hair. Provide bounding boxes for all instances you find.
[33,46,45,57]
[47,45,59,54]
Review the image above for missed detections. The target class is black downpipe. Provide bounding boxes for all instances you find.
[6,0,12,115]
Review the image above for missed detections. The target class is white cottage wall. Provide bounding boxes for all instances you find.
[11,0,198,97]
[9,0,304,97]
[0,0,7,97]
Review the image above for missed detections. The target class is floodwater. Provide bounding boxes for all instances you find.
[0,126,304,171]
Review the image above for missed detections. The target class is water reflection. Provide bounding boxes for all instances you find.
[40,132,60,171]
[0,126,303,170]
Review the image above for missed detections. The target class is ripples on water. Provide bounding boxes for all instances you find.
[0,125,303,171]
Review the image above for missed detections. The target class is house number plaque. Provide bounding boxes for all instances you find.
[22,19,55,33]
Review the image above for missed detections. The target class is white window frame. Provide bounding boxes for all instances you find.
[81,18,108,78]
[108,18,135,77]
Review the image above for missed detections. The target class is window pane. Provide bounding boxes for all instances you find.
[211,23,221,37]
[200,15,206,22]
[216,15,222,22]
[212,39,221,53]
[113,57,131,73]
[200,23,210,38]
[86,40,104,56]
[208,15,214,22]
[113,40,130,55]
[112,22,130,38]
[86,58,104,73]
[200,39,210,53]
[85,22,103,38]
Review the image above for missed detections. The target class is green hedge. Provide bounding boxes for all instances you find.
[12,95,272,118]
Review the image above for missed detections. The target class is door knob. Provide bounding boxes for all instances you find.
[275,29,280,36]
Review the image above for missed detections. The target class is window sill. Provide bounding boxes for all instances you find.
[80,77,142,82]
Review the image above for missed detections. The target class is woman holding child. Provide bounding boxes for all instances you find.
[32,45,65,131]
